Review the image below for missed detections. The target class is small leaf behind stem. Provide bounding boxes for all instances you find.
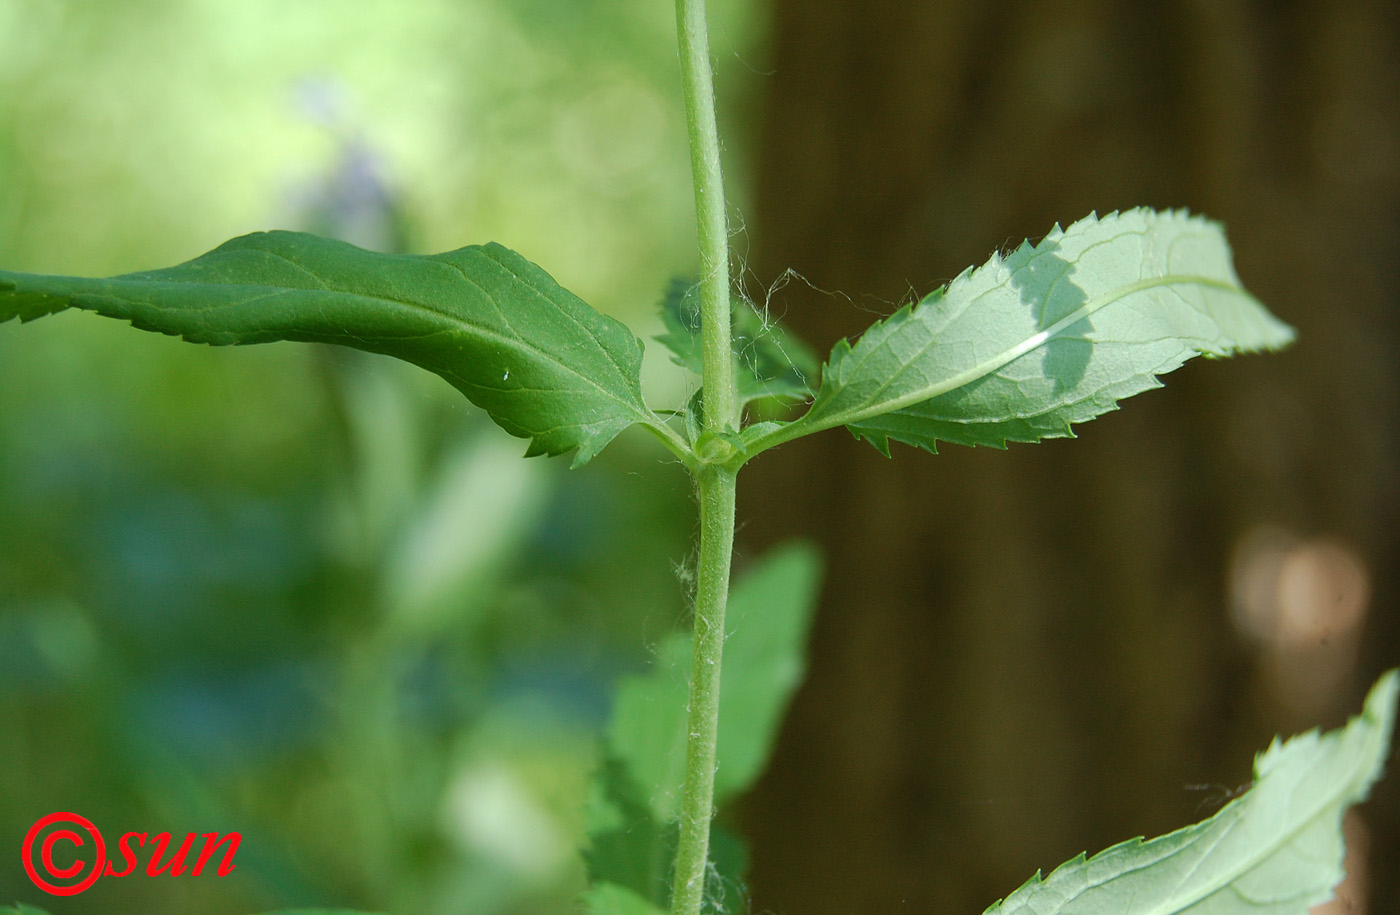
[657,279,818,423]
[0,232,656,465]
[607,541,823,820]
[579,882,669,915]
[585,542,823,907]
[985,669,1398,915]
[741,209,1294,458]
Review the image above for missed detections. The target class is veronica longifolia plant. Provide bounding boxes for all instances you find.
[1,1,1393,914]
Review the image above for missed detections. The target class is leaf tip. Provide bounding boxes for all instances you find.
[568,447,599,470]
[1269,318,1299,351]
[1364,668,1399,733]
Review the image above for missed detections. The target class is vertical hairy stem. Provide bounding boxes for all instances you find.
[672,466,737,915]
[673,0,737,913]
[675,0,734,433]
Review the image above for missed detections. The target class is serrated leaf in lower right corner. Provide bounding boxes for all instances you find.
[984,669,1398,915]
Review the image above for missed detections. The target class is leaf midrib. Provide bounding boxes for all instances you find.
[804,272,1248,435]
[13,268,649,423]
[1126,745,1364,915]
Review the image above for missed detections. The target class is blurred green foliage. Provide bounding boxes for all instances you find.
[586,543,821,912]
[0,0,766,911]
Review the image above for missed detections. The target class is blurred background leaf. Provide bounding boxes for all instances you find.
[586,542,820,911]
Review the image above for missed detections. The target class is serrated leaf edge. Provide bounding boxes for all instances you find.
[735,209,1294,461]
[1,233,661,466]
[983,670,1398,915]
[816,270,1274,434]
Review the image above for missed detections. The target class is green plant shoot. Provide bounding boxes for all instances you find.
[0,0,1392,914]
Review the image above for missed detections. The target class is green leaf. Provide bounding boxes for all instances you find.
[606,541,823,821]
[584,756,674,905]
[583,543,820,908]
[248,911,390,915]
[580,882,669,915]
[655,278,705,372]
[0,232,651,466]
[0,905,53,915]
[583,761,750,913]
[656,279,818,416]
[765,209,1294,456]
[603,632,690,823]
[985,669,1398,915]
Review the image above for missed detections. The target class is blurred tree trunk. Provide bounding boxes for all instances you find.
[738,1,1400,912]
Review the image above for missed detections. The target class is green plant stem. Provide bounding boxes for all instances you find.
[672,1,739,911]
[671,465,737,915]
[675,0,734,433]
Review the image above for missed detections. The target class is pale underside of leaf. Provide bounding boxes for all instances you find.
[985,670,1397,915]
[0,232,652,465]
[761,209,1295,456]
